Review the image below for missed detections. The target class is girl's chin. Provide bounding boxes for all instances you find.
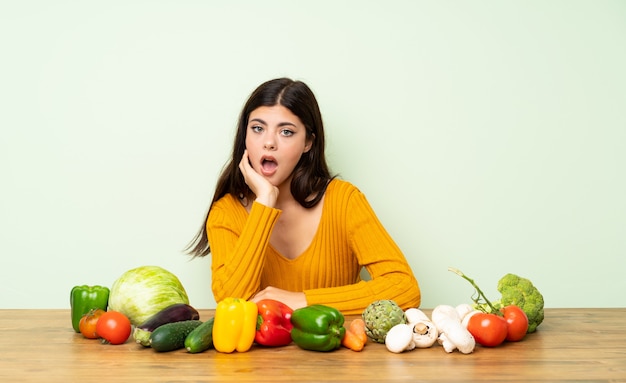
[252,167,292,188]
[269,176,293,189]
[256,173,279,185]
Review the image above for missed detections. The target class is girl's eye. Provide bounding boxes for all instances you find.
[250,125,263,133]
[280,129,294,137]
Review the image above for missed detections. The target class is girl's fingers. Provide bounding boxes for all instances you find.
[239,150,252,177]
[239,150,261,190]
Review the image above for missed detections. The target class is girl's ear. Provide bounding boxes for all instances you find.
[304,133,315,153]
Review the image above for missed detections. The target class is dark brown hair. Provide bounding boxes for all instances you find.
[186,78,334,257]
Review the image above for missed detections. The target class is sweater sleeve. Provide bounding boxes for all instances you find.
[207,197,281,302]
[303,185,421,315]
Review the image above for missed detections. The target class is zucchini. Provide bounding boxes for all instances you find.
[185,317,215,353]
[149,320,202,352]
[133,303,200,347]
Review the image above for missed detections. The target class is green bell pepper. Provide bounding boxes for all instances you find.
[290,304,346,352]
[70,285,110,332]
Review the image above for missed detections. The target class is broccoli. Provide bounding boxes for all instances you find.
[493,273,545,333]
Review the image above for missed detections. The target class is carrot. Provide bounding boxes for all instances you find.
[349,318,368,344]
[341,318,368,352]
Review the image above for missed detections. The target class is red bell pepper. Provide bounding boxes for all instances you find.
[255,299,294,347]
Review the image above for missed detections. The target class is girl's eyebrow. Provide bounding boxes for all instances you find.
[278,121,297,128]
[249,118,297,128]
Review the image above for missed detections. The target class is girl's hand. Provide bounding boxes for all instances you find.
[251,286,307,311]
[239,150,279,207]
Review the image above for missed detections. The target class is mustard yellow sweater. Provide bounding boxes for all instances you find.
[207,178,420,315]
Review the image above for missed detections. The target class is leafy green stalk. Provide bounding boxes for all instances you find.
[448,267,501,316]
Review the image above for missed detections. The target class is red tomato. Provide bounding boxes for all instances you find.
[467,313,508,347]
[502,305,529,342]
[79,309,105,339]
[96,311,131,345]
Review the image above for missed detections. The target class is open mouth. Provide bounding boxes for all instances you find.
[261,157,277,175]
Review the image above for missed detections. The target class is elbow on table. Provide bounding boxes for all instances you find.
[395,276,421,310]
[212,278,256,304]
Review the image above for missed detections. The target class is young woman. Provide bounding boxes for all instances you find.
[187,78,420,314]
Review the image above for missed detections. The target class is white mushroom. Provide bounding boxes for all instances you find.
[455,303,474,319]
[412,320,438,348]
[405,308,430,324]
[385,323,416,353]
[431,304,476,354]
[405,308,438,348]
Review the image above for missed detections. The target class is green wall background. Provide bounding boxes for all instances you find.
[2,1,624,309]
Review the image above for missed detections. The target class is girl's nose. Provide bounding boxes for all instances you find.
[264,139,276,150]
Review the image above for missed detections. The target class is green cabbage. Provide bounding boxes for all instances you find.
[108,265,189,325]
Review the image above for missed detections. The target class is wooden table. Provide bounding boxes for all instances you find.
[0,308,624,382]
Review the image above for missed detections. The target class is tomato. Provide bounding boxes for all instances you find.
[96,311,132,345]
[79,309,105,339]
[467,312,508,347]
[502,305,529,342]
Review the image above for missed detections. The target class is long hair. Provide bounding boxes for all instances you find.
[186,78,334,257]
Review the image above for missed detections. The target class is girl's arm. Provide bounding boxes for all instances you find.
[304,188,421,315]
[207,197,281,302]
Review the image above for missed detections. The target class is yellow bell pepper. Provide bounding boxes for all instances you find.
[212,297,258,353]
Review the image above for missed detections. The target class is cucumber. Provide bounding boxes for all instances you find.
[149,320,202,352]
[185,317,215,353]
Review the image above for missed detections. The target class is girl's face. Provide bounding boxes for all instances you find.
[245,105,313,189]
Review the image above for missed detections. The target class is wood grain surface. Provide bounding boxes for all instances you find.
[0,308,624,382]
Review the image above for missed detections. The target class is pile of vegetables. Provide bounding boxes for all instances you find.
[71,265,193,346]
[70,265,544,356]
[356,267,544,354]
[459,269,545,333]
[448,267,545,348]
[70,264,367,353]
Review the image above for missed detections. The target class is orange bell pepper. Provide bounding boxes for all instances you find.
[212,297,258,353]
